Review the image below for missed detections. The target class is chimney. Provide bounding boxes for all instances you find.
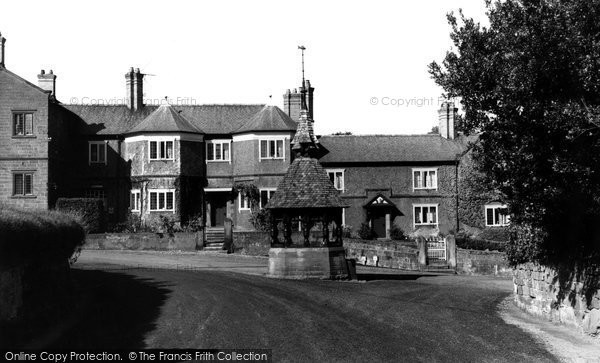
[125,67,144,110]
[283,81,315,122]
[0,33,6,68]
[438,101,457,139]
[38,69,57,97]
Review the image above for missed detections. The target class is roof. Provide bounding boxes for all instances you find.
[126,104,203,134]
[266,156,347,209]
[60,104,265,135]
[317,134,468,163]
[233,105,297,134]
[0,67,51,95]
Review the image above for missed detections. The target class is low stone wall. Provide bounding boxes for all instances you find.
[514,263,600,338]
[233,230,326,256]
[345,240,421,271]
[268,247,348,279]
[456,249,511,277]
[84,232,201,251]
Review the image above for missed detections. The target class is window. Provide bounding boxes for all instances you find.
[130,190,141,212]
[206,140,231,162]
[260,139,284,160]
[413,168,437,190]
[89,141,107,164]
[13,112,34,136]
[149,140,174,160]
[259,189,276,209]
[414,204,438,226]
[239,193,250,211]
[327,169,345,192]
[149,190,175,212]
[485,204,510,226]
[13,172,33,196]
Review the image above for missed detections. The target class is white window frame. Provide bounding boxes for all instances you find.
[412,168,438,190]
[13,171,34,196]
[148,189,175,212]
[413,203,439,227]
[148,140,175,161]
[206,139,231,163]
[326,169,345,192]
[259,188,277,209]
[485,204,510,227]
[89,141,107,165]
[130,189,141,212]
[13,112,34,136]
[238,192,251,211]
[259,138,285,161]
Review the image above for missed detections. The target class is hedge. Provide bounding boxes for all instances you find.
[0,206,85,265]
[56,198,105,233]
[456,237,506,252]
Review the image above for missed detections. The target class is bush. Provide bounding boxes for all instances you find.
[342,225,353,238]
[389,225,406,241]
[250,209,271,232]
[358,223,375,240]
[456,237,506,252]
[56,198,105,233]
[182,214,203,232]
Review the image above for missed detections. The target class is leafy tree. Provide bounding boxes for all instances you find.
[428,126,439,134]
[331,131,353,135]
[429,0,600,267]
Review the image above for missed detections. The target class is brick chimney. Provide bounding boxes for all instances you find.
[125,67,144,110]
[38,69,57,97]
[0,33,6,68]
[283,80,314,121]
[438,101,457,139]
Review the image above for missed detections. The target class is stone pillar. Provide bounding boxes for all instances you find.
[270,217,279,246]
[322,214,330,246]
[385,213,391,240]
[446,235,456,268]
[302,214,312,247]
[283,213,293,247]
[334,212,343,246]
[418,237,428,268]
[206,202,212,227]
[224,218,233,252]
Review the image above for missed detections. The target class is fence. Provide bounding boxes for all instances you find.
[426,237,447,261]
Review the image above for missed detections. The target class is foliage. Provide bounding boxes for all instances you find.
[182,214,203,232]
[234,182,260,209]
[358,223,376,240]
[331,131,353,135]
[342,225,353,239]
[56,198,105,233]
[429,0,600,266]
[389,225,406,241]
[250,208,271,232]
[428,126,439,135]
[456,237,506,252]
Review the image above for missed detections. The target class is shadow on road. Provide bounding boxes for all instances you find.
[357,273,438,281]
[9,268,172,350]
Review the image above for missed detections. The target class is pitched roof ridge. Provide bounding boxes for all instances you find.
[322,133,442,137]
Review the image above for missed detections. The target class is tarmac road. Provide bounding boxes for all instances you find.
[33,250,560,362]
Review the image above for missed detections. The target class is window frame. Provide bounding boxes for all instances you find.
[412,168,438,190]
[206,139,231,163]
[130,189,141,212]
[259,188,277,209]
[148,189,176,212]
[148,140,175,161]
[239,192,251,211]
[12,111,35,137]
[12,171,34,196]
[326,169,345,192]
[259,138,285,161]
[413,203,439,227]
[89,141,107,165]
[485,204,510,227]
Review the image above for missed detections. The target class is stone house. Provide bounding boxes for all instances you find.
[0,33,507,238]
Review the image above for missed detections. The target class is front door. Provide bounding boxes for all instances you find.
[208,193,228,227]
[372,212,386,238]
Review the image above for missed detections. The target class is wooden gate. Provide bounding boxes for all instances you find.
[426,237,447,261]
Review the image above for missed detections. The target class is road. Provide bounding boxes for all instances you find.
[26,251,561,362]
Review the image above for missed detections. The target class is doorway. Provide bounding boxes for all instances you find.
[206,193,228,227]
[372,211,387,238]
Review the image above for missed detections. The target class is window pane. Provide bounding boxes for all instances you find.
[24,174,32,195]
[150,142,157,159]
[215,143,222,160]
[98,144,106,163]
[14,174,24,195]
[166,192,174,210]
[222,143,230,160]
[25,114,33,135]
[130,193,135,209]
[415,207,421,224]
[486,208,494,225]
[430,206,437,223]
[276,140,283,157]
[260,191,268,208]
[166,141,173,159]
[159,193,165,210]
[207,143,214,160]
[14,114,24,135]
[269,140,276,157]
[329,172,335,183]
[414,172,420,188]
[260,140,267,158]
[160,141,166,159]
[91,144,98,162]
[150,192,157,210]
[431,171,437,188]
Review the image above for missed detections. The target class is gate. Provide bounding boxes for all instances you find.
[426,237,447,261]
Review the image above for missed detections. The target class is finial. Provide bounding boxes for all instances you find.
[298,45,307,111]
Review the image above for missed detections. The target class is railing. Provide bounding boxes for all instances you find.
[426,237,447,261]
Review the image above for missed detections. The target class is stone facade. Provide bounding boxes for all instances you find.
[513,263,600,338]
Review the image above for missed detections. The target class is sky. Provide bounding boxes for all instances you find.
[0,0,488,135]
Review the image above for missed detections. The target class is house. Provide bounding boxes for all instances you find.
[0,33,506,238]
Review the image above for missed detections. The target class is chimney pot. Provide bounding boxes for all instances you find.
[40,69,45,75]
[38,69,57,97]
[125,67,144,110]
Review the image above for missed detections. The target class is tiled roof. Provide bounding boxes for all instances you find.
[266,157,347,209]
[61,104,265,135]
[317,134,468,163]
[126,104,203,134]
[233,105,297,134]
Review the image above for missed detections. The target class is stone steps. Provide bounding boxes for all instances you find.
[204,227,225,253]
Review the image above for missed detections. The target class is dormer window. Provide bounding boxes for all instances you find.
[260,139,284,160]
[149,140,174,160]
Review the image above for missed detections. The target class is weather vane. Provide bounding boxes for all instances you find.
[298,45,306,85]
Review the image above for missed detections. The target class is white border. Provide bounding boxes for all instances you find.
[326,169,345,192]
[148,188,176,213]
[412,168,438,190]
[413,203,439,228]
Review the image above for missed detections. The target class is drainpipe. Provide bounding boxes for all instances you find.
[455,159,460,233]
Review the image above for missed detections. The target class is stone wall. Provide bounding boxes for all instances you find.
[456,249,511,277]
[513,263,600,338]
[345,240,421,270]
[84,232,200,251]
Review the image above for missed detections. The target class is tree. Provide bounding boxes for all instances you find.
[428,126,439,134]
[429,0,600,266]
